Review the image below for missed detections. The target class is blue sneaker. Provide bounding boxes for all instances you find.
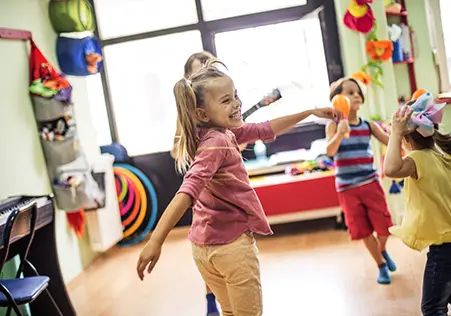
[382,251,397,272]
[377,263,391,284]
[206,293,220,316]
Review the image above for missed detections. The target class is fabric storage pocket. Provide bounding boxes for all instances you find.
[32,96,71,122]
[57,35,103,76]
[53,182,98,212]
[49,0,95,33]
[41,137,79,167]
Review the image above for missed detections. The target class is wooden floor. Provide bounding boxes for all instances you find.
[67,220,430,316]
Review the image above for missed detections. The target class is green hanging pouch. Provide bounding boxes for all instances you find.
[48,0,95,33]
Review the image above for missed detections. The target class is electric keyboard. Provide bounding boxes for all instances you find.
[0,195,49,226]
[0,194,76,316]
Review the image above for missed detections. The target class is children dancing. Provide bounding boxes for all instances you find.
[326,77,397,284]
[385,92,451,316]
[137,59,340,316]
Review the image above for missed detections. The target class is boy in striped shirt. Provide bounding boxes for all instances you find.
[326,77,396,284]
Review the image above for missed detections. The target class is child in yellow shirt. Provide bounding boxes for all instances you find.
[384,91,451,316]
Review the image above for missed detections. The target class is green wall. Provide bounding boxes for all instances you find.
[0,2,102,315]
[333,0,446,220]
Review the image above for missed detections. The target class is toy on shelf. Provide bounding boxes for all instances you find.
[332,94,351,139]
[285,156,335,176]
[385,0,403,15]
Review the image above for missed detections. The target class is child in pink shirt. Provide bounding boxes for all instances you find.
[137,59,340,316]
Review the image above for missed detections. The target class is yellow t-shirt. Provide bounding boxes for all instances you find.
[389,149,451,251]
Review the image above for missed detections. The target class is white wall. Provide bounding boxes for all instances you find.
[0,0,102,285]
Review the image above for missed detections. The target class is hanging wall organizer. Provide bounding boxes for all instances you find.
[48,0,103,77]
[1,28,105,237]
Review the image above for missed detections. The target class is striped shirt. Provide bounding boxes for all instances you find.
[334,118,378,192]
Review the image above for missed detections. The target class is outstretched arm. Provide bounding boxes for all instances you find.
[137,135,227,280]
[136,193,191,280]
[326,121,343,157]
[231,108,340,145]
[384,133,416,178]
[384,107,417,179]
[269,108,339,135]
[370,121,389,146]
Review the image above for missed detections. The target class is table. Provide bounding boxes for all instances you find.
[249,170,342,225]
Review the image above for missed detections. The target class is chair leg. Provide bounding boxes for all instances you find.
[0,286,22,316]
[45,288,64,316]
[24,260,39,276]
[25,261,63,315]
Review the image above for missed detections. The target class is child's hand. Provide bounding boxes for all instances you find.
[311,107,341,120]
[337,120,350,136]
[136,239,162,281]
[391,105,415,136]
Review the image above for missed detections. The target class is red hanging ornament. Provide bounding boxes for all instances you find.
[343,0,375,34]
[66,210,86,237]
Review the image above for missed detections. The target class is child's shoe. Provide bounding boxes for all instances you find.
[377,263,391,284]
[207,293,220,316]
[382,250,397,272]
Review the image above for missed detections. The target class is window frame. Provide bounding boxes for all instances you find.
[89,0,344,145]
[427,0,451,93]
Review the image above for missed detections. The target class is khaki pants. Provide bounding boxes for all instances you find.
[192,233,263,316]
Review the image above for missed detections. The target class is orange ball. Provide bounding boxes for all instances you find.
[332,94,351,118]
[412,89,426,100]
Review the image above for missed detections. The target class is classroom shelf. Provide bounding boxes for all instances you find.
[387,0,417,95]
[438,97,451,104]
[393,58,415,65]
[386,11,408,17]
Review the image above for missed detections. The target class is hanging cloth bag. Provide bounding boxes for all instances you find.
[29,39,72,104]
[49,0,95,33]
[56,35,103,76]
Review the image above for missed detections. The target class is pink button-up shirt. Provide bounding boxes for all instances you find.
[178,122,276,246]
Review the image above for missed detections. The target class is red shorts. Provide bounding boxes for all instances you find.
[337,180,393,240]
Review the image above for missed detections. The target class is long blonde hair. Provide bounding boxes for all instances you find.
[183,51,214,78]
[174,59,228,173]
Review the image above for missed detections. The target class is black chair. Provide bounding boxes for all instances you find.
[0,200,62,316]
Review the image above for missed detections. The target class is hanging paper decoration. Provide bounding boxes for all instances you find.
[343,0,375,34]
[343,0,394,88]
[352,71,371,86]
[366,40,394,62]
[66,209,86,237]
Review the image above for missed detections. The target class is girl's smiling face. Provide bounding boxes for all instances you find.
[196,76,243,129]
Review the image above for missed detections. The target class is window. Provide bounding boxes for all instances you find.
[215,17,330,124]
[201,0,307,21]
[103,31,202,156]
[92,0,343,156]
[94,0,198,39]
[85,74,112,146]
[439,0,451,88]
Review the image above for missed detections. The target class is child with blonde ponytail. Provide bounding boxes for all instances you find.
[137,59,340,316]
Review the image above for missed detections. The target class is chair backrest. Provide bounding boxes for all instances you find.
[0,200,38,275]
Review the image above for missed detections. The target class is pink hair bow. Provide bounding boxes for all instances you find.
[408,91,446,137]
